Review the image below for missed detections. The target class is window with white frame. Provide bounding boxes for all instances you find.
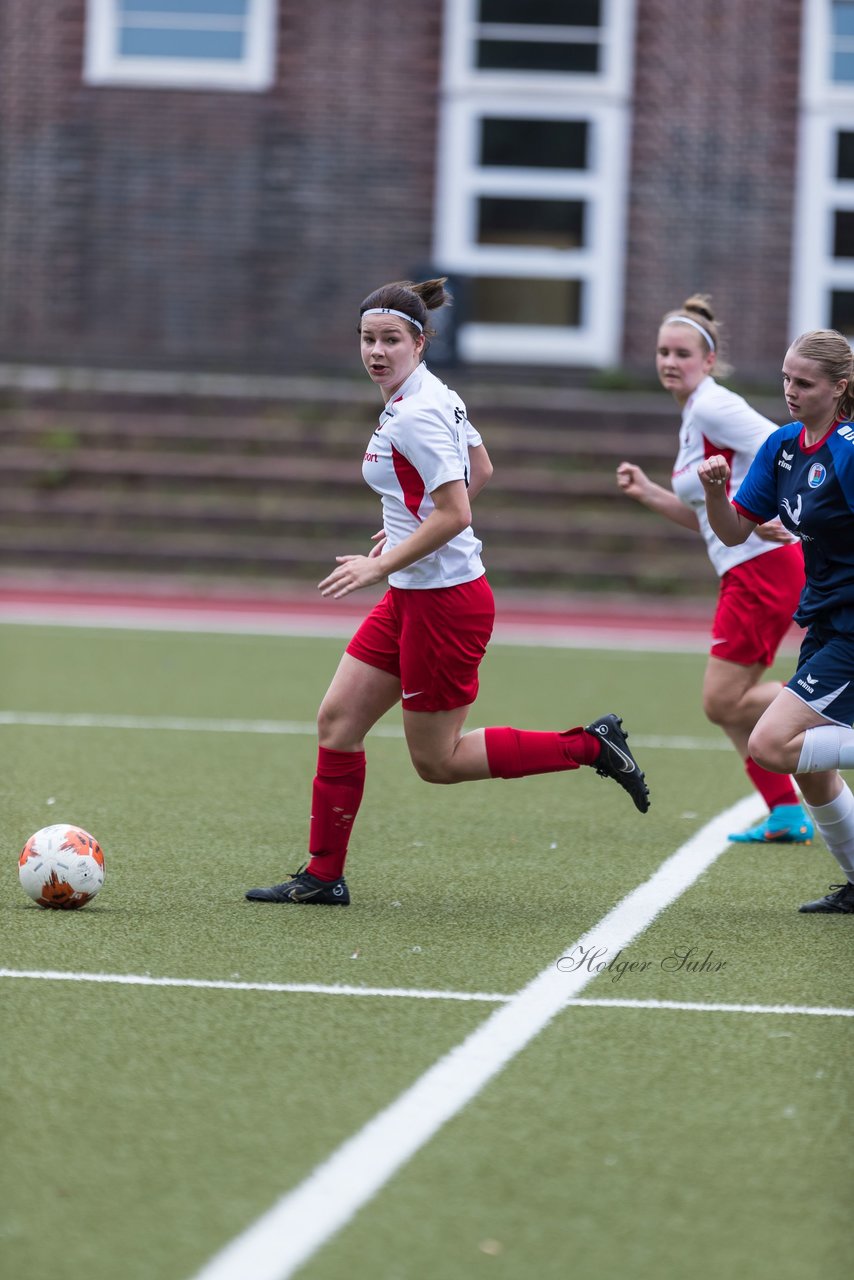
[84,0,277,91]
[435,0,635,367]
[792,1,854,340]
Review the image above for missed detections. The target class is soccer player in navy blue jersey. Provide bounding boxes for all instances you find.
[699,329,854,914]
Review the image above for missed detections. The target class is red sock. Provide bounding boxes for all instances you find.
[306,747,366,881]
[745,756,799,810]
[484,726,600,779]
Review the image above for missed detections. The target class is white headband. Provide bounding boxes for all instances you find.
[362,307,423,333]
[666,314,716,352]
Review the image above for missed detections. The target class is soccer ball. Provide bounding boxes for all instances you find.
[18,824,105,910]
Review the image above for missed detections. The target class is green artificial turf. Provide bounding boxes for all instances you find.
[1,623,850,1280]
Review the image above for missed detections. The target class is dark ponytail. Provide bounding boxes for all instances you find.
[358,277,451,342]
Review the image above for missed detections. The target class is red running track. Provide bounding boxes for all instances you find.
[0,577,802,654]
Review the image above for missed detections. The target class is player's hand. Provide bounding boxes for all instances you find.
[697,455,731,492]
[368,529,387,559]
[616,461,651,500]
[754,518,796,544]
[318,555,385,599]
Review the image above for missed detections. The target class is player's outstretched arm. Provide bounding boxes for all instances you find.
[616,462,700,531]
[697,455,755,546]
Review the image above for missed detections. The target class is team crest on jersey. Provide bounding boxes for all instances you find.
[807,462,826,489]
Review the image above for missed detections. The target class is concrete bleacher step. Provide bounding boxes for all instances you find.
[0,389,718,594]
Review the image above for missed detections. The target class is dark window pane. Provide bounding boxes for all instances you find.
[481,118,588,169]
[830,289,854,332]
[477,39,599,72]
[833,210,854,258]
[837,131,854,179]
[478,197,585,248]
[479,0,600,25]
[470,276,583,326]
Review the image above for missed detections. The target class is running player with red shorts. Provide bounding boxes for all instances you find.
[246,277,649,905]
[616,295,811,845]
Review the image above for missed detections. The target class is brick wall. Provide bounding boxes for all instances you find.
[0,1,805,381]
[0,0,441,373]
[624,0,803,382]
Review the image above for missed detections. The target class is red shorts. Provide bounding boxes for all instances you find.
[345,576,495,712]
[711,543,804,667]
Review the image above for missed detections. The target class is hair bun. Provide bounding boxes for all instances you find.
[682,293,715,324]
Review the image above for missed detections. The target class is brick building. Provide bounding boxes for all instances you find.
[0,0,852,383]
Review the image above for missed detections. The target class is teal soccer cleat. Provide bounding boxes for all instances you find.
[729,803,813,844]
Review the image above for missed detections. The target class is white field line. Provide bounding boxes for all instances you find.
[0,604,718,652]
[1,968,850,1021]
[0,710,401,740]
[567,997,854,1018]
[0,710,731,752]
[187,793,765,1280]
[0,969,507,1004]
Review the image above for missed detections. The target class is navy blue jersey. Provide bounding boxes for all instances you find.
[733,420,854,630]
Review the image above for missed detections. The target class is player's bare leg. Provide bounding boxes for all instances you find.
[317,653,403,751]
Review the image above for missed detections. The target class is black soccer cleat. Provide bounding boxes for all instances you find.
[585,713,650,813]
[797,882,854,914]
[245,865,350,905]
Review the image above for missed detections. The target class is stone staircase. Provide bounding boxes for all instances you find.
[1,379,762,596]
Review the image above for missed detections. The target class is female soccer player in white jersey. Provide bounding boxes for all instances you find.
[616,295,811,845]
[246,277,649,905]
[700,328,854,913]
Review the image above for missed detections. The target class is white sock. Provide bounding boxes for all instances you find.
[804,781,854,881]
[796,724,854,773]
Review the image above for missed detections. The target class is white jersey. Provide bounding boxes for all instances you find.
[361,362,485,589]
[670,376,780,576]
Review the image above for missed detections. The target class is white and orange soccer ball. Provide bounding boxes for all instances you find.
[18,824,105,910]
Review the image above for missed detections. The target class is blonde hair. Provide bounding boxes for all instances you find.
[660,294,733,378]
[789,330,854,422]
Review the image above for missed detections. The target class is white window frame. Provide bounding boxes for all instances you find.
[791,1,854,337]
[84,0,277,92]
[435,0,635,366]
